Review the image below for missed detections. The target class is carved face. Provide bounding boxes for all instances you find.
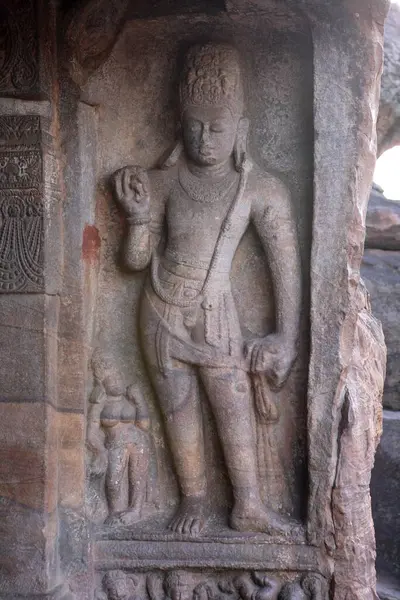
[165,573,191,600]
[106,580,129,600]
[102,372,125,396]
[182,106,239,167]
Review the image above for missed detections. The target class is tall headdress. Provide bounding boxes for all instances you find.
[179,42,244,118]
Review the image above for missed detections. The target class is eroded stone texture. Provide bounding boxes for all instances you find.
[64,0,131,88]
[376,3,400,157]
[371,412,400,580]
[365,185,400,251]
[362,249,400,411]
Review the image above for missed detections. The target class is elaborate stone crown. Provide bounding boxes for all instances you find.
[179,42,244,116]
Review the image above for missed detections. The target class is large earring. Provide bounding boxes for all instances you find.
[160,122,183,169]
[160,140,183,169]
[233,117,250,171]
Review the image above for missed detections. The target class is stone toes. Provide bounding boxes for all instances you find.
[176,518,186,535]
[182,518,192,535]
[190,519,202,536]
[168,517,179,532]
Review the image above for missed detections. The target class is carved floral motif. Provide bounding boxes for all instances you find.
[0,116,44,292]
[0,0,39,94]
[0,190,43,291]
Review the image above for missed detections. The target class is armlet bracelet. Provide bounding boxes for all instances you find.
[127,215,151,226]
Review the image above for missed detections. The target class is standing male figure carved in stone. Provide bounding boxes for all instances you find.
[112,42,301,536]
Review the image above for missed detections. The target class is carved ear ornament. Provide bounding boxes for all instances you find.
[234,117,250,172]
[161,139,184,169]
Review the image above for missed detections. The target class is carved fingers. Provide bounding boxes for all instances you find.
[245,333,297,387]
[112,165,150,217]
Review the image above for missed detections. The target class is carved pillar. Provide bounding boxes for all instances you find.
[0,0,64,597]
[307,2,388,598]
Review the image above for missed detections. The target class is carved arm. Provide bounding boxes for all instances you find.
[253,178,301,344]
[87,381,107,450]
[248,176,301,386]
[112,166,153,271]
[126,384,150,432]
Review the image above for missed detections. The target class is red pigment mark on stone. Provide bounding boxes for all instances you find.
[82,224,101,264]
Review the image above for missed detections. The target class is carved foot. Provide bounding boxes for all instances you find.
[105,507,142,527]
[168,496,209,536]
[230,504,301,537]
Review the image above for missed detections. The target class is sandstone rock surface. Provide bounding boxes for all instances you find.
[371,411,400,579]
[362,249,400,410]
[377,3,400,157]
[366,186,400,251]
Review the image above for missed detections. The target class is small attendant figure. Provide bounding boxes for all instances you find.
[87,349,151,526]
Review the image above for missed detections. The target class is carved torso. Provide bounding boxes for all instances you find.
[164,166,249,277]
[100,395,136,426]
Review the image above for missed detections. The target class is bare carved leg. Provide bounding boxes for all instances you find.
[200,367,298,536]
[128,438,149,512]
[148,363,208,536]
[112,439,150,526]
[104,446,129,522]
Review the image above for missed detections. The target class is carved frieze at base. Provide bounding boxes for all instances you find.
[94,570,329,600]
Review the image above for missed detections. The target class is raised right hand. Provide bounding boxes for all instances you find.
[112,165,150,217]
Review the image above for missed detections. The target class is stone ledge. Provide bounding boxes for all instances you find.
[95,538,331,575]
[0,98,52,117]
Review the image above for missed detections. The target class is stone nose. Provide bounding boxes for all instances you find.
[200,124,211,144]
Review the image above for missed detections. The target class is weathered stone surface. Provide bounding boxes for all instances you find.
[64,0,130,87]
[0,294,59,403]
[377,3,400,157]
[377,577,400,600]
[361,249,400,410]
[366,185,400,250]
[371,411,400,580]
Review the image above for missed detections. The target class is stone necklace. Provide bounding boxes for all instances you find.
[178,161,238,204]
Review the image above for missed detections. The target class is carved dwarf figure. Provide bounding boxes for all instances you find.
[100,570,141,600]
[233,573,282,600]
[147,571,194,600]
[112,42,301,536]
[278,575,328,600]
[87,350,151,526]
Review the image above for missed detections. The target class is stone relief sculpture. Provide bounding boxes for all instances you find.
[0,115,44,292]
[0,0,39,94]
[97,570,141,600]
[111,42,301,537]
[87,349,151,526]
[219,572,282,600]
[98,572,327,600]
